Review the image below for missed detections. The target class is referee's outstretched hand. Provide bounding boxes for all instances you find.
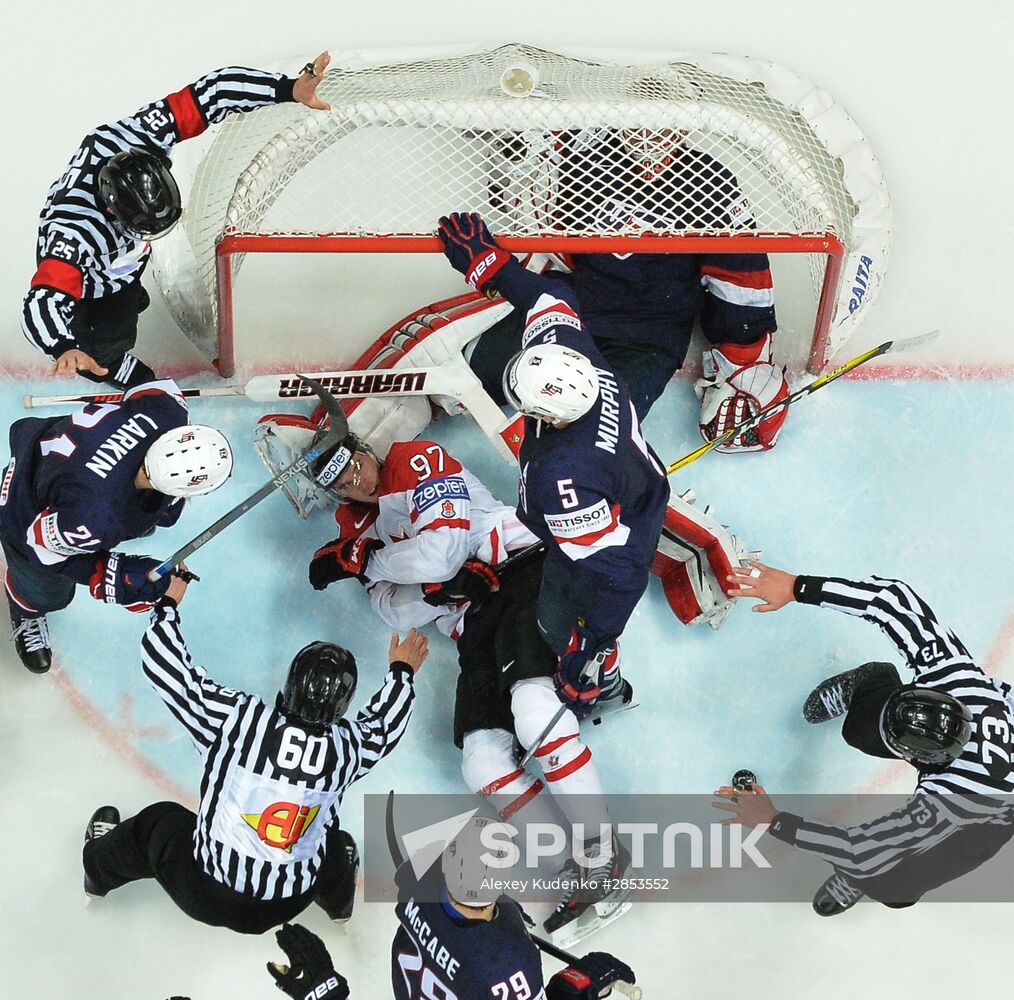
[293,52,332,110]
[390,628,429,673]
[727,560,797,613]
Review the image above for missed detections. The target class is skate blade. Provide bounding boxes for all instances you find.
[550,899,633,950]
[588,698,639,726]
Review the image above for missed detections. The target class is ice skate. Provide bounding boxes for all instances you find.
[812,871,864,916]
[803,663,880,723]
[544,836,633,949]
[587,677,638,727]
[315,830,359,922]
[83,806,120,897]
[9,607,52,675]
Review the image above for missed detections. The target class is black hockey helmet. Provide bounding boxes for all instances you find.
[97,149,182,239]
[280,642,358,727]
[880,685,973,766]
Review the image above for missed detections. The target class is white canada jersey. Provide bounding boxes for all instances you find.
[141,605,414,900]
[360,440,536,637]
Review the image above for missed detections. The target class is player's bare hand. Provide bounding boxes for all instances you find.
[389,628,428,673]
[293,52,331,110]
[727,560,796,613]
[52,348,108,378]
[712,783,778,827]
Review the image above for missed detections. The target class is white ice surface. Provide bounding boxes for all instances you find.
[1,3,1013,998]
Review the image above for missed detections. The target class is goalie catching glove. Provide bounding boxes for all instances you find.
[695,333,789,452]
[266,923,349,1000]
[309,536,382,590]
[88,553,172,611]
[422,560,500,607]
[437,212,512,294]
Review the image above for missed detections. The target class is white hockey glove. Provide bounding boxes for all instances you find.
[695,333,789,453]
[651,490,757,629]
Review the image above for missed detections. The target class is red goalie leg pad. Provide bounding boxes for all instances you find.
[652,556,705,625]
[662,503,739,597]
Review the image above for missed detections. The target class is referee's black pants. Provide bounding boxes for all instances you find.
[82,801,350,935]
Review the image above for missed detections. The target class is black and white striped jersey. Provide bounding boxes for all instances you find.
[141,603,414,901]
[770,574,1014,881]
[23,66,296,358]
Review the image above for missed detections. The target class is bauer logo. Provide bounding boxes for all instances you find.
[545,498,614,538]
[277,371,427,399]
[412,476,469,514]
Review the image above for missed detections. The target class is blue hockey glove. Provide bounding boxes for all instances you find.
[88,553,172,611]
[554,622,615,714]
[437,212,511,292]
[547,951,636,1000]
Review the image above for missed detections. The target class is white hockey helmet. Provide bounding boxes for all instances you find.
[502,343,600,424]
[144,425,233,497]
[442,814,511,908]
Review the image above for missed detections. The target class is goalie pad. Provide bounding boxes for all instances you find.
[695,334,789,453]
[651,490,755,629]
[253,413,335,519]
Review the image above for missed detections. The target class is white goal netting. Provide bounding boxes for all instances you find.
[152,43,891,374]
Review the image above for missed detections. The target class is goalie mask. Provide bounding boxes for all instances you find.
[879,686,973,766]
[281,641,358,728]
[144,425,233,497]
[502,343,599,424]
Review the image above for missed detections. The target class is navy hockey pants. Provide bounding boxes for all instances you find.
[82,801,355,935]
[1,533,76,616]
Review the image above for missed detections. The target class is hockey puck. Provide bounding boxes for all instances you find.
[732,769,757,792]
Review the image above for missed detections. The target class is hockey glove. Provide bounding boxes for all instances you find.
[88,553,172,611]
[422,560,500,607]
[437,212,511,293]
[547,952,636,1000]
[554,623,615,713]
[309,536,382,590]
[266,923,349,1000]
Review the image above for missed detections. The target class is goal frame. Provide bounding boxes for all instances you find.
[214,233,844,378]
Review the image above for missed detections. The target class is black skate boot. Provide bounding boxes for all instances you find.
[83,806,120,897]
[544,836,633,948]
[812,871,864,916]
[9,606,52,674]
[803,663,881,724]
[315,830,359,922]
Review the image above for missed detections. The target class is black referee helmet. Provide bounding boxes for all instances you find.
[880,686,973,766]
[281,642,358,727]
[97,148,182,239]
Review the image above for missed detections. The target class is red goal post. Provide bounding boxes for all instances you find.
[152,44,890,379]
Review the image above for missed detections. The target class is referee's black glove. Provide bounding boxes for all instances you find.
[266,923,349,1000]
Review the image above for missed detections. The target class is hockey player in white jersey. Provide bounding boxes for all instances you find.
[22,52,330,388]
[717,560,1014,916]
[303,425,633,945]
[82,573,428,934]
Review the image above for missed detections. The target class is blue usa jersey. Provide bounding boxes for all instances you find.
[0,380,188,584]
[554,131,776,355]
[496,260,670,643]
[392,862,546,1000]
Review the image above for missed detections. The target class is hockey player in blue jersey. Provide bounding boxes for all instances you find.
[472,124,788,449]
[438,211,670,723]
[0,379,232,672]
[391,815,637,1000]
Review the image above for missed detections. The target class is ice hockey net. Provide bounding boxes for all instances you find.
[152,43,891,377]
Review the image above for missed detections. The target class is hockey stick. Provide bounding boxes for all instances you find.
[384,792,642,999]
[145,377,347,582]
[518,646,609,768]
[666,330,941,476]
[23,364,479,408]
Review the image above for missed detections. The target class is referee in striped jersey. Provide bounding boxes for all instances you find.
[23,52,332,389]
[716,562,1014,916]
[81,573,428,935]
